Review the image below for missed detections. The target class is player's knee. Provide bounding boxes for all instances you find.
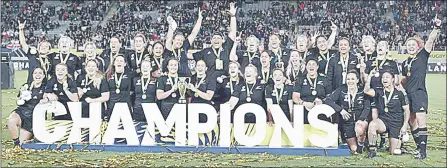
[7,113,20,126]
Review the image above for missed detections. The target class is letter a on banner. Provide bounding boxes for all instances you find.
[67,102,102,144]
[102,103,139,145]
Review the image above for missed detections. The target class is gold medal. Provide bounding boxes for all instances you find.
[348,108,352,113]
[116,89,121,94]
[246,97,252,102]
[384,107,389,113]
[407,72,411,77]
[136,68,141,74]
[374,71,380,77]
[342,71,347,77]
[194,93,198,97]
[356,64,361,69]
[312,90,317,95]
[142,94,147,99]
[172,93,177,98]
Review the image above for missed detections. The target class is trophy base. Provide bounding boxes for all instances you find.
[178,99,187,104]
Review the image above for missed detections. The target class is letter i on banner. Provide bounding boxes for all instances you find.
[102,103,139,145]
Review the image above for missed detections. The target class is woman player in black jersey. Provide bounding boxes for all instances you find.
[105,55,133,120]
[44,63,79,120]
[8,68,46,147]
[188,60,216,122]
[325,70,370,154]
[364,71,410,158]
[133,60,158,122]
[156,58,182,119]
[76,59,110,118]
[285,50,306,85]
[292,58,332,124]
[228,64,266,123]
[266,69,294,124]
[259,51,273,85]
[214,61,244,114]
[400,15,441,159]
[151,41,167,78]
[80,42,106,74]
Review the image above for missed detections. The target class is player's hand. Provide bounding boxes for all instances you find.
[229,2,237,16]
[314,98,323,105]
[434,14,441,27]
[18,20,26,30]
[171,85,178,92]
[330,21,338,31]
[340,109,351,121]
[400,126,407,135]
[85,97,93,103]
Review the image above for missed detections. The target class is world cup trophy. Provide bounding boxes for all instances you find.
[177,77,190,104]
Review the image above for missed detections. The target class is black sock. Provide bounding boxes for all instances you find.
[419,127,428,154]
[411,128,420,149]
[13,138,20,145]
[369,145,377,151]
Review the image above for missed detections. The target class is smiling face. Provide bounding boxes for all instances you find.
[406,39,419,55]
[290,51,301,67]
[86,60,99,75]
[338,39,350,54]
[113,56,126,70]
[244,66,258,82]
[55,64,68,80]
[296,35,308,52]
[141,60,152,76]
[376,41,389,55]
[211,35,223,49]
[269,35,280,49]
[38,41,51,54]
[246,36,260,52]
[381,72,393,88]
[362,37,375,52]
[32,68,45,83]
[110,37,121,53]
[306,60,318,75]
[272,69,284,85]
[173,34,185,49]
[153,43,164,56]
[260,52,270,66]
[195,60,207,76]
[85,43,96,58]
[346,72,359,88]
[229,62,239,77]
[134,36,145,51]
[167,59,179,74]
[58,37,72,53]
[316,36,328,51]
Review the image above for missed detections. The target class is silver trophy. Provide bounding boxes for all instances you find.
[177,77,190,104]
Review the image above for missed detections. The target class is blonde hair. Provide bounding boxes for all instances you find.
[85,59,104,89]
[285,50,304,79]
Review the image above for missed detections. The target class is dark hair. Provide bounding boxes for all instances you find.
[339,37,351,45]
[106,54,126,79]
[382,70,394,78]
[347,69,360,79]
[32,67,46,81]
[305,57,319,65]
[315,35,327,47]
[152,41,164,48]
[272,68,285,77]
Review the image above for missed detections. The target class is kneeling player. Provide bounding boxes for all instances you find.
[364,71,410,158]
[8,68,47,147]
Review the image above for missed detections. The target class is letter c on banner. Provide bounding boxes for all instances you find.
[233,103,267,147]
[33,102,68,143]
[308,104,338,148]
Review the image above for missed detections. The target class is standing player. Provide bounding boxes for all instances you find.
[189,3,237,79]
[80,42,106,74]
[327,37,359,92]
[76,59,109,118]
[364,71,410,158]
[105,55,133,120]
[156,58,181,119]
[258,51,273,85]
[400,15,442,159]
[133,60,157,122]
[18,20,54,83]
[231,35,262,74]
[214,61,244,114]
[292,58,332,124]
[308,21,337,75]
[165,9,203,77]
[101,36,128,70]
[150,41,168,78]
[8,68,46,147]
[285,50,305,85]
[128,33,150,76]
[267,34,290,70]
[265,69,294,123]
[52,36,82,78]
[359,35,377,62]
[188,60,216,123]
[325,70,370,154]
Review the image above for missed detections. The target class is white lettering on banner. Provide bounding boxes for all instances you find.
[33,102,337,148]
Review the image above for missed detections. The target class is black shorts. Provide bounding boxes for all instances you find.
[380,117,403,139]
[14,108,33,132]
[408,89,428,113]
[341,121,356,139]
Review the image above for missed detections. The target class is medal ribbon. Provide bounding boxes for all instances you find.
[59,52,70,64]
[38,56,50,76]
[172,48,182,60]
[383,88,395,111]
[407,56,416,74]
[374,58,387,71]
[306,75,318,92]
[245,81,256,98]
[195,75,206,89]
[247,52,255,63]
[212,47,222,59]
[114,72,124,90]
[347,88,357,112]
[273,48,282,62]
[262,68,270,82]
[136,51,145,68]
[274,84,284,104]
[229,77,239,94]
[141,77,151,94]
[84,75,94,88]
[167,74,178,88]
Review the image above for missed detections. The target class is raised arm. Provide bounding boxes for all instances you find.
[327,21,338,49]
[165,16,177,51]
[18,20,29,53]
[424,14,442,53]
[230,33,242,62]
[228,3,237,41]
[187,8,203,45]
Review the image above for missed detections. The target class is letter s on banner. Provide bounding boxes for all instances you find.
[308,104,337,148]
[33,102,67,143]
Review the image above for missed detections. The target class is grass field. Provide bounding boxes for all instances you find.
[1,71,446,167]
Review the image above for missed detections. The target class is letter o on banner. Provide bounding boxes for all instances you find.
[233,103,267,147]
